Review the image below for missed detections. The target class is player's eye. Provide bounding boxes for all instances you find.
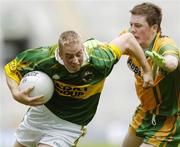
[66,55,74,59]
[76,51,83,57]
[130,23,142,28]
[134,23,142,28]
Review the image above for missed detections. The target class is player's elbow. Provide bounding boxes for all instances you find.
[164,56,179,72]
[120,33,135,49]
[165,61,178,72]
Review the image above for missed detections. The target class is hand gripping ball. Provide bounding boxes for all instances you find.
[19,71,54,103]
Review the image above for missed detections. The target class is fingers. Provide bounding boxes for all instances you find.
[142,71,154,89]
[153,52,163,62]
[89,41,95,48]
[152,51,160,59]
[87,41,96,49]
[145,51,154,58]
[27,95,45,106]
[145,51,160,60]
[143,81,154,88]
[92,40,99,48]
[23,86,34,94]
[84,41,94,49]
[22,95,45,106]
[18,86,45,106]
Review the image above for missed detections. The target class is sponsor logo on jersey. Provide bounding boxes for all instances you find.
[54,80,105,99]
[55,82,88,97]
[127,58,141,76]
[52,74,60,80]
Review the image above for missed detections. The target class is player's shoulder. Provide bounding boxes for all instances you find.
[28,44,58,54]
[157,35,177,47]
[16,44,58,62]
[19,44,57,56]
[87,43,113,56]
[155,34,179,56]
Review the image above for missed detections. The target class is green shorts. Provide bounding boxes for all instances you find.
[129,106,180,147]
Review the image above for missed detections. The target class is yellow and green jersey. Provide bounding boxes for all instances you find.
[4,42,122,125]
[127,33,180,116]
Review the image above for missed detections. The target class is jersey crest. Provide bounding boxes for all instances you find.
[81,69,95,83]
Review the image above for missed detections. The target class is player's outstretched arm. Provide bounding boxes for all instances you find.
[5,75,44,106]
[110,33,153,88]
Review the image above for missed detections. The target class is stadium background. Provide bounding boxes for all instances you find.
[0,0,180,146]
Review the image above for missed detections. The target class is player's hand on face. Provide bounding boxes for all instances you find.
[142,70,154,88]
[14,86,45,106]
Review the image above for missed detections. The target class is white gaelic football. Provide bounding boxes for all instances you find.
[19,71,54,103]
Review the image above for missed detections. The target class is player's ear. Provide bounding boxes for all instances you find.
[151,24,158,33]
[58,48,63,59]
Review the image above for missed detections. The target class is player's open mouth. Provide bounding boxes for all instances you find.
[134,36,139,40]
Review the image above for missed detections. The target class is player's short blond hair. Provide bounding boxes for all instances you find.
[58,31,82,51]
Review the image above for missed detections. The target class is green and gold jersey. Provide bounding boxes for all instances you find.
[127,33,180,116]
[4,43,122,125]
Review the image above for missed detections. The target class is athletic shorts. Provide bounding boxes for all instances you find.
[15,105,87,147]
[129,106,180,147]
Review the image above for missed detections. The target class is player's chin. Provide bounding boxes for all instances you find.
[68,66,81,73]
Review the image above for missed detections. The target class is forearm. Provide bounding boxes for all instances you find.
[126,34,151,72]
[110,33,151,72]
[110,33,153,88]
[126,35,154,87]
[6,75,20,99]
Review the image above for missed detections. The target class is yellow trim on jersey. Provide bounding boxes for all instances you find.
[109,44,122,59]
[162,50,179,56]
[4,60,22,84]
[152,33,177,53]
[54,79,105,99]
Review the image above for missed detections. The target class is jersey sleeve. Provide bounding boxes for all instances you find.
[4,58,23,84]
[158,37,179,60]
[109,44,122,60]
[4,46,52,84]
[89,44,122,77]
[4,48,35,84]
